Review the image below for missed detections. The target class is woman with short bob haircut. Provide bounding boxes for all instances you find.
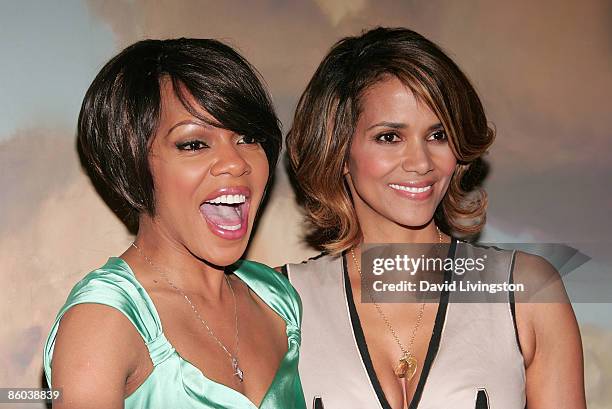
[44,38,305,409]
[284,27,585,408]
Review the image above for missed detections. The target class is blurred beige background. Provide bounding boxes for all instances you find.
[1,0,610,407]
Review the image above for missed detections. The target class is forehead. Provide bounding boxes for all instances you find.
[357,76,439,125]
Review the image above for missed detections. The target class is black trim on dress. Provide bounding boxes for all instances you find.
[475,388,490,409]
[343,238,456,409]
[508,251,523,355]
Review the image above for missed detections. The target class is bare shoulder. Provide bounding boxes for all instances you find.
[51,303,148,409]
[512,251,572,357]
[512,251,565,298]
[512,251,585,408]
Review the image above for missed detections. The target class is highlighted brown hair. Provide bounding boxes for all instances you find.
[287,27,494,254]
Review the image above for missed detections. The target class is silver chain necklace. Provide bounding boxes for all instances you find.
[130,242,244,382]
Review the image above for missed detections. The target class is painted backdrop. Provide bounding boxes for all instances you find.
[1,1,611,408]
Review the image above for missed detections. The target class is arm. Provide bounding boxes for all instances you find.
[50,304,145,409]
[513,252,586,409]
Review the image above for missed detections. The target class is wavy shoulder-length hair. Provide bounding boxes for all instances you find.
[286,27,494,255]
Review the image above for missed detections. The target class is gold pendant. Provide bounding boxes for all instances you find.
[394,353,417,380]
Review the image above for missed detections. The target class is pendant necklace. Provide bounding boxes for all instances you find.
[131,242,244,382]
[350,227,443,381]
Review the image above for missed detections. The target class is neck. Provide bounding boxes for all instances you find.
[362,220,440,243]
[357,207,446,244]
[123,216,227,300]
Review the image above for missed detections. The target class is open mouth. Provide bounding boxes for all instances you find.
[199,192,250,238]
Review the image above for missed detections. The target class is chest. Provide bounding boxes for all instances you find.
[290,254,526,409]
[129,285,288,405]
[354,301,440,409]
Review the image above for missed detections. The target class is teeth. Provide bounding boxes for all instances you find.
[389,183,432,193]
[206,194,246,205]
[218,223,242,231]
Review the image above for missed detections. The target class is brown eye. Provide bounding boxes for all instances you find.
[237,135,259,145]
[427,130,447,142]
[238,135,257,145]
[176,140,207,150]
[376,133,400,144]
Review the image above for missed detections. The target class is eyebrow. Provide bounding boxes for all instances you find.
[166,119,215,137]
[427,123,444,132]
[367,121,444,132]
[367,121,406,131]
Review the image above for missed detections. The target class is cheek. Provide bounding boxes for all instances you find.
[175,165,206,193]
[349,142,396,182]
[433,146,457,177]
[431,147,457,198]
[151,159,208,208]
[247,150,269,193]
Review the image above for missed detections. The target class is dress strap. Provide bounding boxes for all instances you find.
[144,332,175,366]
[231,260,302,336]
[43,258,175,384]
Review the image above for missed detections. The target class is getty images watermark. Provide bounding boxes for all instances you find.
[359,242,610,303]
[369,251,518,294]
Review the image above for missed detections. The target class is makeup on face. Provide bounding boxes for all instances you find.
[145,80,268,266]
[346,76,457,232]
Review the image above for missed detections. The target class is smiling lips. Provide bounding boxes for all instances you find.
[389,182,434,200]
[199,187,251,239]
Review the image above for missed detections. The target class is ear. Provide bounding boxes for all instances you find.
[343,161,349,176]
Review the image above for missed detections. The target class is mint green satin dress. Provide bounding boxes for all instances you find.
[43,257,306,409]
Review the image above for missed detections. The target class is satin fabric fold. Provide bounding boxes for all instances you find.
[43,257,306,409]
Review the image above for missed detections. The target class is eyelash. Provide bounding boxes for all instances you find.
[237,135,264,145]
[175,135,264,151]
[375,130,447,144]
[376,132,401,144]
[176,140,208,151]
[428,130,448,142]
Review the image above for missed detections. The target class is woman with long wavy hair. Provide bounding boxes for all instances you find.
[284,27,585,409]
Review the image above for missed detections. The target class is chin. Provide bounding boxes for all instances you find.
[197,246,246,268]
[188,230,250,268]
[391,212,436,230]
[396,220,432,230]
[210,254,243,268]
[390,208,434,228]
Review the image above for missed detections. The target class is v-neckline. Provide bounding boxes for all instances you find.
[113,257,293,409]
[341,238,456,409]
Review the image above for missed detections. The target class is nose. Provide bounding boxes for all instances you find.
[210,142,251,178]
[401,138,433,175]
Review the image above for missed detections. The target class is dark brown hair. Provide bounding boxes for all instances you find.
[287,27,494,254]
[78,38,281,226]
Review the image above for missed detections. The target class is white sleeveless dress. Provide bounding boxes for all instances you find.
[285,239,526,409]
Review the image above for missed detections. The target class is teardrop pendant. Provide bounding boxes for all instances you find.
[394,353,417,380]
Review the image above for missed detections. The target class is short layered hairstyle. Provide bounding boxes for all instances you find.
[78,38,281,225]
[287,27,494,254]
